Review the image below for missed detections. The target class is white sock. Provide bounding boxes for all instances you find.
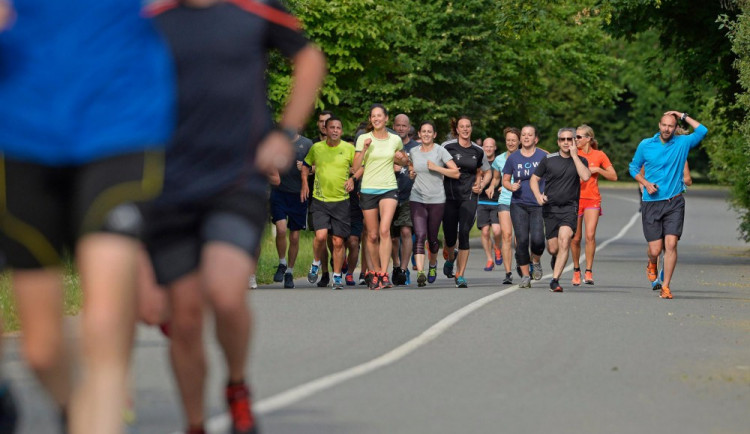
[285,267,293,274]
[333,273,342,279]
[313,260,321,266]
[279,258,287,266]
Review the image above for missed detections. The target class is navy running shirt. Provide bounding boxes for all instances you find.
[150,0,309,204]
[441,139,490,201]
[502,148,547,207]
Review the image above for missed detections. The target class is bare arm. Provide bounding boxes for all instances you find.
[300,165,310,202]
[529,174,546,205]
[570,146,591,182]
[352,139,370,173]
[593,164,617,181]
[502,173,520,192]
[427,159,460,179]
[683,161,692,186]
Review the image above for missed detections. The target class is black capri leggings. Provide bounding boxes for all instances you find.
[443,198,478,251]
[410,201,445,255]
[510,202,545,266]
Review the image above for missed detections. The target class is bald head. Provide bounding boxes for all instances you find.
[394,114,411,141]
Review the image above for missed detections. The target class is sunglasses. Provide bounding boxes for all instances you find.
[575,135,588,139]
[558,137,574,142]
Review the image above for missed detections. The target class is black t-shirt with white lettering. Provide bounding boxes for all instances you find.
[441,139,490,201]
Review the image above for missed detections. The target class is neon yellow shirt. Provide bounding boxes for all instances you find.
[304,141,355,202]
[355,131,403,192]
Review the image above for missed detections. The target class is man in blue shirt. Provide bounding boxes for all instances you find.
[628,111,708,299]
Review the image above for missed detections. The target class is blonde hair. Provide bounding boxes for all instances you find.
[577,124,599,150]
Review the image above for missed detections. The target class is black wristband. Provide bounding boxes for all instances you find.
[275,125,297,141]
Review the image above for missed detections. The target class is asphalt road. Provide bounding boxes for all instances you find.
[4,187,749,434]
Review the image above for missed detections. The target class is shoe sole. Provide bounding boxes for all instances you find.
[652,281,662,291]
[584,280,594,285]
[531,269,542,280]
[550,287,563,292]
[307,274,318,284]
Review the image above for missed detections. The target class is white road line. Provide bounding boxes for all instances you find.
[184,209,642,434]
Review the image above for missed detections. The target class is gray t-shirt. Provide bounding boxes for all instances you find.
[276,134,313,193]
[409,145,454,204]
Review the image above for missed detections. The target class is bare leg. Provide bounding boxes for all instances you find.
[362,209,381,272]
[287,230,300,269]
[480,225,492,263]
[553,227,574,279]
[662,235,679,288]
[582,209,600,270]
[571,215,583,269]
[274,219,288,263]
[400,226,412,270]
[331,236,345,274]
[499,211,513,274]
[376,199,398,274]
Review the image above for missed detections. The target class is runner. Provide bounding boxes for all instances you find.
[441,116,492,288]
[390,114,419,285]
[570,125,617,286]
[301,117,356,290]
[629,111,707,299]
[270,132,314,288]
[476,137,503,272]
[309,110,334,287]
[487,127,521,284]
[529,128,591,293]
[0,1,174,432]
[352,104,409,290]
[145,1,325,433]
[502,125,548,288]
[408,121,460,287]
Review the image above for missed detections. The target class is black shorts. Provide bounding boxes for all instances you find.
[359,189,398,211]
[310,198,350,238]
[543,204,578,239]
[270,189,307,231]
[144,189,267,285]
[641,195,685,242]
[350,202,364,238]
[0,151,164,269]
[476,203,500,229]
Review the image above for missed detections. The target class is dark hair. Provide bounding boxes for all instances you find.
[450,115,472,137]
[419,121,436,132]
[503,127,521,141]
[366,103,389,132]
[319,110,334,118]
[325,116,342,128]
[521,124,538,138]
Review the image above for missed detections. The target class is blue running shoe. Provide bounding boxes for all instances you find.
[443,260,454,278]
[428,264,437,283]
[307,263,320,283]
[332,275,344,290]
[455,276,468,288]
[404,268,411,285]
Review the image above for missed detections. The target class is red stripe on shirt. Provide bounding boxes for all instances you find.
[143,0,179,17]
[227,0,300,31]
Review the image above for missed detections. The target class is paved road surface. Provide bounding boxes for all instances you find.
[4,187,749,433]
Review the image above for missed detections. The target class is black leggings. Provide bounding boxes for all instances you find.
[510,202,545,266]
[443,198,478,250]
[410,201,444,255]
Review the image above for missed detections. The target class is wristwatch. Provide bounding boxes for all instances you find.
[680,113,689,121]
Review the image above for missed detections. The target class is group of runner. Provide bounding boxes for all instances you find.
[268,112,629,293]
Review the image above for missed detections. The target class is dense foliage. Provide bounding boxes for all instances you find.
[266,0,749,240]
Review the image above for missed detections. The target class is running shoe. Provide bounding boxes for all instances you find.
[417,271,427,287]
[646,261,658,282]
[0,382,18,434]
[502,272,513,284]
[404,268,411,285]
[455,275,468,288]
[428,264,437,283]
[273,263,287,282]
[572,269,581,286]
[519,275,531,288]
[307,263,320,283]
[494,247,503,265]
[332,275,344,290]
[248,275,258,289]
[341,262,348,275]
[584,270,594,285]
[549,278,563,293]
[368,272,379,290]
[651,279,662,291]
[484,260,494,271]
[316,272,330,288]
[443,260,455,278]
[392,267,405,285]
[284,272,294,288]
[378,273,393,289]
[531,262,543,280]
[659,268,664,282]
[660,285,673,299]
[345,274,356,286]
[225,382,257,434]
[359,272,367,285]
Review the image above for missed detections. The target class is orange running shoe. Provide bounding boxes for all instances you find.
[484,260,494,271]
[646,261,658,282]
[494,247,503,265]
[571,269,581,286]
[584,270,594,285]
[660,285,673,299]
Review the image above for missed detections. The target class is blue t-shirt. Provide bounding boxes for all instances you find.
[628,125,708,201]
[502,148,546,207]
[491,152,513,206]
[0,0,175,165]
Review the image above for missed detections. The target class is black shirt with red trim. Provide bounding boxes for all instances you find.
[151,0,309,204]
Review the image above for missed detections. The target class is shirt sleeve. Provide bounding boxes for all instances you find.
[600,151,612,169]
[355,134,366,152]
[303,144,315,167]
[628,141,646,179]
[479,151,490,171]
[502,154,514,175]
[440,146,453,163]
[533,156,547,178]
[686,124,708,149]
[262,0,310,58]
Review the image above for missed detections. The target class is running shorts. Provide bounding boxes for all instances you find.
[543,204,578,240]
[578,197,602,217]
[270,189,307,231]
[359,189,398,211]
[310,198,351,239]
[476,203,500,229]
[640,194,685,242]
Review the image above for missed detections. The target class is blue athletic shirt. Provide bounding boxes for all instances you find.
[502,148,546,207]
[0,0,175,165]
[628,124,707,202]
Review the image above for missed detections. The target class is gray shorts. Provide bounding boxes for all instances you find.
[311,198,351,239]
[476,203,500,229]
[641,195,685,242]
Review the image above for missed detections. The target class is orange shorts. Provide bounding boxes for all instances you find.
[578,197,602,217]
